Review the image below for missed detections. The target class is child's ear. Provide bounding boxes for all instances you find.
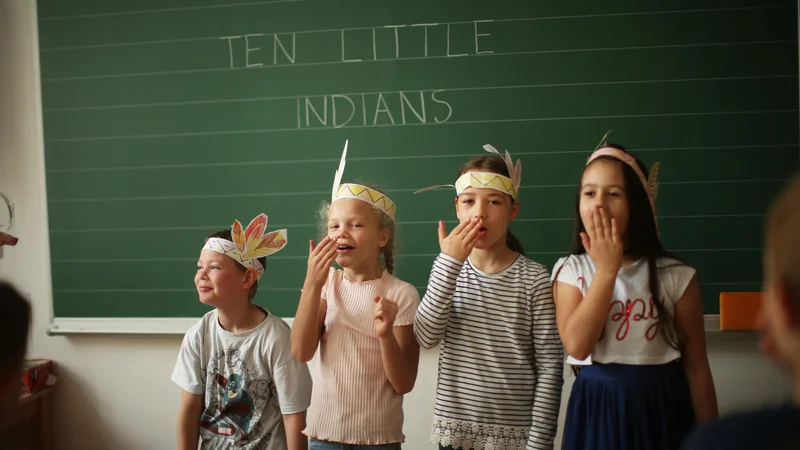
[243,268,258,289]
[378,227,390,247]
[509,197,520,221]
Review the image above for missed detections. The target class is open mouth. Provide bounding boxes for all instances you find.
[477,226,488,235]
[337,245,355,252]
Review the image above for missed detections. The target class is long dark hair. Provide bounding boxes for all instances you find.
[558,144,684,373]
[0,281,30,378]
[456,155,525,256]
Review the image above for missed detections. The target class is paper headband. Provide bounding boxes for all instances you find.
[587,131,661,225]
[331,140,397,222]
[414,144,522,199]
[202,213,288,279]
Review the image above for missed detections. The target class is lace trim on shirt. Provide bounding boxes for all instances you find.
[431,415,527,450]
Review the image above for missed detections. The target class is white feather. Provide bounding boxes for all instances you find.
[413,184,455,195]
[482,144,500,156]
[332,139,348,201]
[483,144,522,189]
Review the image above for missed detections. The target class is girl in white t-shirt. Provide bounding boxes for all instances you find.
[291,141,420,450]
[553,143,718,450]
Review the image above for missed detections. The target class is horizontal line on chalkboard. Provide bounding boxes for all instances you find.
[47,214,766,233]
[42,74,797,113]
[49,248,763,264]
[39,0,304,21]
[46,179,790,204]
[39,5,794,50]
[45,144,799,173]
[41,39,796,83]
[43,108,799,143]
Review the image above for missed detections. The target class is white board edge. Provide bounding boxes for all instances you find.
[704,314,720,331]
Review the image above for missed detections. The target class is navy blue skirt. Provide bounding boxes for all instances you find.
[561,361,695,450]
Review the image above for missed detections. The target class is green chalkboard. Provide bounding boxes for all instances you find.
[37,0,799,319]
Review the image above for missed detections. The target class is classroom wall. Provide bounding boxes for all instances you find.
[0,1,795,449]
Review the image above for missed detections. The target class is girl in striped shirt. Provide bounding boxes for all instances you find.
[291,141,421,450]
[413,145,564,450]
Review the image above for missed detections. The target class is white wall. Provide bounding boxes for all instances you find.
[0,1,794,449]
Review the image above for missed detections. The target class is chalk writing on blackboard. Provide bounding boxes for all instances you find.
[221,20,494,68]
[298,89,452,128]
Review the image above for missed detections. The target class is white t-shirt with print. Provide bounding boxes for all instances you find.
[552,254,696,365]
[172,308,313,450]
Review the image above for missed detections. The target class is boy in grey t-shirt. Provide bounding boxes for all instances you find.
[172,215,312,450]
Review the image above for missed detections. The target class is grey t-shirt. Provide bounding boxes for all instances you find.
[172,308,312,450]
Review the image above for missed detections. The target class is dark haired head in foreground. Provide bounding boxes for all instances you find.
[0,281,31,420]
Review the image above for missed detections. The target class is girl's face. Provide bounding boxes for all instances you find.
[195,250,254,307]
[455,178,519,251]
[579,159,630,241]
[327,199,389,271]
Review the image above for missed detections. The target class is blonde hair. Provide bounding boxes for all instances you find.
[765,174,800,312]
[317,186,396,274]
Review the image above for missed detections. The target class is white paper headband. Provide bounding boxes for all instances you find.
[414,144,522,199]
[202,213,288,279]
[331,140,397,222]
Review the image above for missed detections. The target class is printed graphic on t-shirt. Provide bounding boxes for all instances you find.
[199,349,277,450]
[609,297,660,341]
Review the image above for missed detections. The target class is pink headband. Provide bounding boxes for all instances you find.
[587,147,659,227]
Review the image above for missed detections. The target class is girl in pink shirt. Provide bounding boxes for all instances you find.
[291,141,421,450]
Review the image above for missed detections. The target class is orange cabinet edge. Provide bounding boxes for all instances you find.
[719,292,763,331]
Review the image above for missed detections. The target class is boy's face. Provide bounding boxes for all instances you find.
[758,252,800,370]
[195,250,256,307]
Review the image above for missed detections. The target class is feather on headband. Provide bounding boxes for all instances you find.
[414,144,523,199]
[202,213,287,279]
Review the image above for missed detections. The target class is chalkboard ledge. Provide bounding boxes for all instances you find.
[47,316,726,336]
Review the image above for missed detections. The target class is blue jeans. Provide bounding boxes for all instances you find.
[309,438,401,450]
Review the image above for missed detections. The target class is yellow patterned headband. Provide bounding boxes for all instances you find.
[414,144,522,199]
[202,213,288,279]
[331,140,397,222]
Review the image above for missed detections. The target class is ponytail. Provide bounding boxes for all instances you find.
[381,239,395,274]
[506,231,526,256]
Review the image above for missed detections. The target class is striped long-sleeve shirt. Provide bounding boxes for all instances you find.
[414,253,564,450]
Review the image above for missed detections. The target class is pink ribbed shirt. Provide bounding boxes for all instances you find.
[303,267,420,445]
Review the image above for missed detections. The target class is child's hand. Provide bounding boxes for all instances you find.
[581,206,622,275]
[373,296,398,338]
[0,232,18,246]
[437,218,481,262]
[304,236,338,289]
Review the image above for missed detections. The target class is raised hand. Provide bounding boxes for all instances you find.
[373,296,399,338]
[304,236,339,289]
[581,206,623,275]
[437,218,482,262]
[0,232,18,246]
